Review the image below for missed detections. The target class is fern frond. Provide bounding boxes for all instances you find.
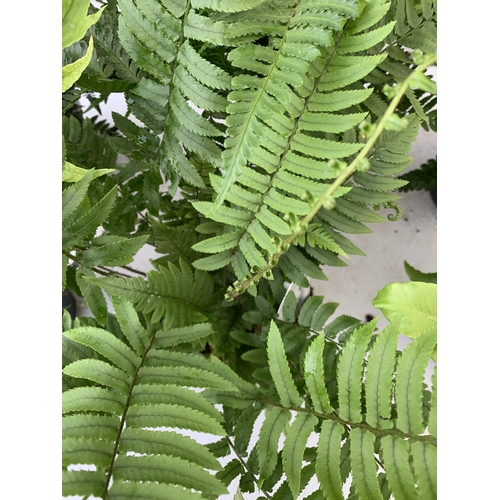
[113,0,235,187]
[213,0,362,206]
[257,406,292,481]
[282,412,318,498]
[222,317,437,499]
[267,320,302,407]
[61,298,253,499]
[85,259,215,327]
[192,3,421,294]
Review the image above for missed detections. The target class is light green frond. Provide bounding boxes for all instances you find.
[283,412,318,498]
[350,428,384,500]
[364,321,399,429]
[410,441,437,500]
[109,480,207,500]
[337,319,378,423]
[257,406,292,480]
[114,0,234,186]
[380,436,420,500]
[267,320,302,407]
[113,454,227,495]
[62,305,248,499]
[63,326,141,374]
[304,333,332,414]
[316,420,345,500]
[395,328,437,434]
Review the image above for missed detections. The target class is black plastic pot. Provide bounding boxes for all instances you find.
[62,288,77,320]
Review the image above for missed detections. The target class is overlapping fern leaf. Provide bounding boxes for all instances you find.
[191,0,421,293]
[62,297,256,499]
[109,0,259,189]
[209,317,436,499]
[85,258,219,329]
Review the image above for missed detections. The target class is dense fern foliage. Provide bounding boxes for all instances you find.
[62,0,437,498]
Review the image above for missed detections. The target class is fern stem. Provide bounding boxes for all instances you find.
[256,396,436,446]
[226,55,437,301]
[226,435,273,500]
[101,324,159,498]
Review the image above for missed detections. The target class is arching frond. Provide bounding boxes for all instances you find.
[191,1,422,294]
[110,0,236,188]
[61,298,250,498]
[210,318,436,499]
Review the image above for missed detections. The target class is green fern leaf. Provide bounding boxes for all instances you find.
[364,321,399,429]
[350,428,384,500]
[63,326,140,374]
[137,365,237,393]
[234,406,262,457]
[257,406,292,480]
[410,441,437,500]
[193,250,234,271]
[216,458,245,487]
[395,328,437,434]
[63,358,131,392]
[62,470,106,497]
[337,319,378,423]
[63,386,127,414]
[191,0,267,12]
[267,320,302,407]
[62,169,94,222]
[62,413,119,440]
[110,296,148,355]
[380,436,420,500]
[80,235,149,267]
[280,286,298,323]
[75,268,109,325]
[62,185,117,249]
[113,454,227,495]
[192,231,242,254]
[126,403,226,435]
[283,412,319,499]
[298,295,324,327]
[428,367,437,438]
[311,301,340,331]
[85,260,214,326]
[154,322,214,348]
[109,480,207,500]
[316,420,345,500]
[120,428,220,470]
[62,437,114,467]
[338,21,396,54]
[131,383,224,423]
[304,333,332,413]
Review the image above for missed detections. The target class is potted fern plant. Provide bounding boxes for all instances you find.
[62,0,437,498]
